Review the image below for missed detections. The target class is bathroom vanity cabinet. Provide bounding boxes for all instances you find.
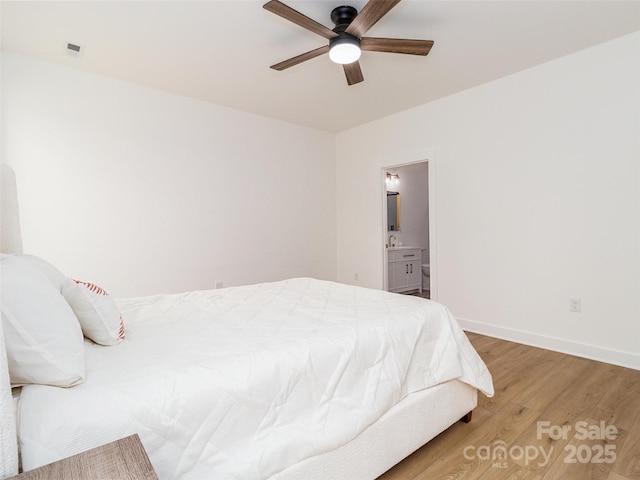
[387,248,422,294]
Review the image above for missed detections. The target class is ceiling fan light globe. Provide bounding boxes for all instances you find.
[329,43,361,64]
[329,34,361,64]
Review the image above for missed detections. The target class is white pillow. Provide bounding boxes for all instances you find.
[0,254,85,387]
[62,280,125,346]
[18,254,72,291]
[17,255,125,346]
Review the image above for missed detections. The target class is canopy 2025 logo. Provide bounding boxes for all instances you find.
[462,420,618,468]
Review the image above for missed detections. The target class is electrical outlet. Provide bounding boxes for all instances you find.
[215,281,223,289]
[569,297,581,313]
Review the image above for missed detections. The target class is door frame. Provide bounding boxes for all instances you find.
[381,156,437,301]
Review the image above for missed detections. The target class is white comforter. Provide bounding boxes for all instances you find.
[18,278,493,479]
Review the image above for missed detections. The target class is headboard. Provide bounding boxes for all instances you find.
[1,164,23,255]
[1,163,21,478]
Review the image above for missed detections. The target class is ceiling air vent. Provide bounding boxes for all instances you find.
[65,42,84,58]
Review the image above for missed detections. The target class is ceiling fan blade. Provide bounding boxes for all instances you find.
[270,45,330,71]
[361,37,434,56]
[345,0,402,38]
[343,61,364,86]
[264,0,338,40]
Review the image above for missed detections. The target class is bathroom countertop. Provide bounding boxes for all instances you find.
[387,246,421,251]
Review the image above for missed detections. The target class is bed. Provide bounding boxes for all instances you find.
[0,166,493,480]
[2,273,492,479]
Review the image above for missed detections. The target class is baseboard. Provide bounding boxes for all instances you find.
[457,317,640,371]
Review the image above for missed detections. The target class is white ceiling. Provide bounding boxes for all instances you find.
[2,1,639,132]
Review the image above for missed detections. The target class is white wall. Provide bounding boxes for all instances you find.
[2,32,638,369]
[1,53,337,297]
[337,33,640,369]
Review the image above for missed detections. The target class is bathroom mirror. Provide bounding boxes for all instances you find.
[387,192,400,231]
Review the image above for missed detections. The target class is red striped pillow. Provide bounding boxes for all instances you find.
[75,280,125,341]
[63,280,125,345]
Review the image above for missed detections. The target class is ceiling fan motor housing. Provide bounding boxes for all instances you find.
[331,5,358,31]
[329,32,360,51]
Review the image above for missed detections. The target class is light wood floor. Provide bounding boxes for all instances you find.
[379,332,640,480]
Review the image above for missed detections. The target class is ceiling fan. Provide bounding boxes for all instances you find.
[263,0,434,86]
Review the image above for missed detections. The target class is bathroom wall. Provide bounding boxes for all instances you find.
[386,162,429,262]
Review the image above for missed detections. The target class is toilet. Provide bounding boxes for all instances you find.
[421,264,430,291]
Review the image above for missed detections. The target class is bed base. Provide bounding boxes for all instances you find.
[270,380,477,480]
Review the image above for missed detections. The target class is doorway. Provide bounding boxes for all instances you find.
[382,159,436,300]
